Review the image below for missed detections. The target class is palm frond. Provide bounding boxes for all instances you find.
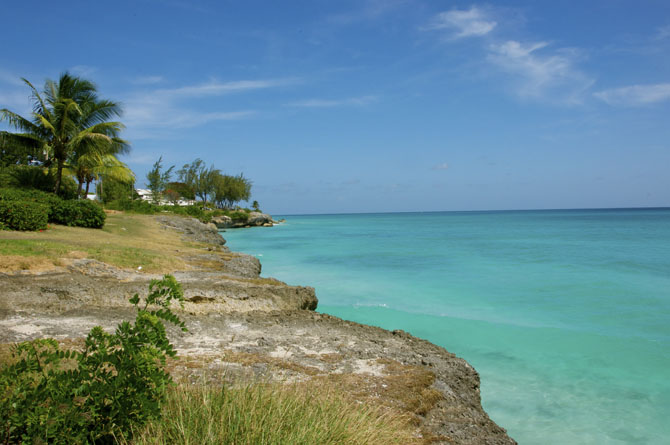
[0,108,40,133]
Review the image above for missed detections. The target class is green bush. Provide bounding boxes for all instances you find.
[50,199,106,229]
[227,210,249,222]
[0,187,106,229]
[0,200,49,231]
[0,275,187,444]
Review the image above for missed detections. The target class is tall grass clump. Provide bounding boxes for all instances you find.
[127,383,419,445]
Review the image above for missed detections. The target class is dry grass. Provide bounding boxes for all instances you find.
[124,382,421,445]
[0,213,219,273]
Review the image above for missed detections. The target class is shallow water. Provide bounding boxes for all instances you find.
[222,209,670,444]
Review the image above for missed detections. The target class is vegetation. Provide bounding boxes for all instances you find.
[0,187,106,230]
[97,175,137,204]
[0,276,186,444]
[146,157,174,204]
[125,382,417,445]
[0,164,79,198]
[0,200,48,231]
[0,73,131,196]
[177,158,218,206]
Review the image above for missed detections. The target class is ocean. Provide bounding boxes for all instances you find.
[221,209,670,444]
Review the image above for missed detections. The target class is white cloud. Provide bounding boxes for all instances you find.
[70,65,98,77]
[162,78,296,98]
[594,83,670,106]
[424,7,496,38]
[432,162,449,170]
[121,77,294,137]
[131,75,165,85]
[656,25,670,40]
[287,95,377,108]
[0,70,33,117]
[487,40,593,103]
[0,69,25,86]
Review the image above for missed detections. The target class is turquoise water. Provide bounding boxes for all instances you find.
[221,209,670,444]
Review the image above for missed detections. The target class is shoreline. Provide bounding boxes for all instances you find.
[0,214,516,444]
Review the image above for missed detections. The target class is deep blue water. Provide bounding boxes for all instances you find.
[222,209,670,444]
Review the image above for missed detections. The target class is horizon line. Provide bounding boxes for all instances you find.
[272,205,670,217]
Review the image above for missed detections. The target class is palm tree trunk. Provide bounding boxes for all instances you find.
[85,180,91,197]
[77,179,84,199]
[54,159,64,195]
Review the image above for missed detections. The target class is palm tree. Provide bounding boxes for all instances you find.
[0,73,128,195]
[67,149,135,198]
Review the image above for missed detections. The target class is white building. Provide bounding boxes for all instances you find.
[135,189,195,206]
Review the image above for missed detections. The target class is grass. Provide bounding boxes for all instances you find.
[124,382,420,445]
[0,213,212,273]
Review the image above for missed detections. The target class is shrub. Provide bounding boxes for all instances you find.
[0,187,106,229]
[49,199,106,228]
[0,275,187,444]
[0,200,49,231]
[227,210,249,222]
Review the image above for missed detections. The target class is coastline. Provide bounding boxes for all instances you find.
[0,214,516,444]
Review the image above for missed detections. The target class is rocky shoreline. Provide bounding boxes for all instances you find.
[0,215,516,444]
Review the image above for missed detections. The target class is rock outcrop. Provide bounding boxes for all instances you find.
[211,212,277,229]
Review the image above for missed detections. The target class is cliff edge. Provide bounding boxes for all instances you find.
[0,214,515,444]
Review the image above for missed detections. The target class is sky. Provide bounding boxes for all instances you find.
[1,0,669,214]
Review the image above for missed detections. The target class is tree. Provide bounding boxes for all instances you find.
[252,200,260,212]
[97,175,135,204]
[213,173,252,209]
[146,157,174,204]
[68,149,134,198]
[0,131,41,166]
[0,73,128,195]
[177,159,219,206]
[166,181,195,201]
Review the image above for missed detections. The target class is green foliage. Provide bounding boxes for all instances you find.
[0,200,49,231]
[96,175,136,204]
[0,73,128,195]
[213,173,252,209]
[0,275,187,444]
[0,187,106,229]
[146,157,174,204]
[1,165,78,198]
[227,210,250,221]
[50,199,106,229]
[165,181,195,201]
[177,159,219,205]
[0,131,42,167]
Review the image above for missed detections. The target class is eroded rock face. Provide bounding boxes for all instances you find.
[246,212,273,226]
[212,212,275,229]
[156,215,228,249]
[211,215,232,229]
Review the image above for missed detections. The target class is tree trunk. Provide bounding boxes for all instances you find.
[85,180,91,197]
[76,179,84,199]
[54,159,64,195]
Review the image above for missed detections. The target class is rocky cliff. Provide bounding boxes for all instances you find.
[0,215,515,444]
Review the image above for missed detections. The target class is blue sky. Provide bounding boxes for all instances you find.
[1,0,669,214]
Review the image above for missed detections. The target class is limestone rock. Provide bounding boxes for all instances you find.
[211,215,233,229]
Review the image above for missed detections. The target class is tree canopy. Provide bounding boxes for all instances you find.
[0,73,129,195]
